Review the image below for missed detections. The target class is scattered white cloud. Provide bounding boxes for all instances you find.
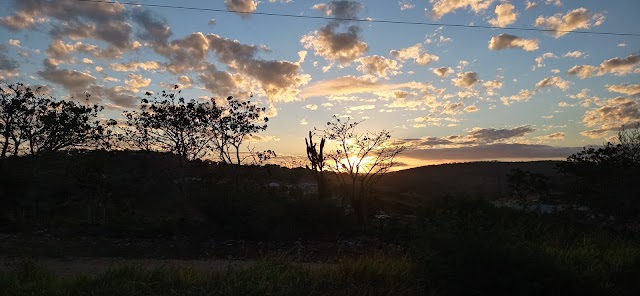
[452,71,479,88]
[568,54,640,78]
[429,0,496,20]
[488,34,539,51]
[433,67,454,77]
[488,3,518,28]
[390,43,440,65]
[534,7,605,38]
[607,84,640,96]
[536,76,570,90]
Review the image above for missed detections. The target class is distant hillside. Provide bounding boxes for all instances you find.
[377,161,564,203]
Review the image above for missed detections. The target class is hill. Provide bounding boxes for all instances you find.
[375,161,564,209]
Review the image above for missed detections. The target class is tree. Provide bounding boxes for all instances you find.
[321,115,404,224]
[1,82,108,164]
[305,130,328,200]
[212,95,269,165]
[558,124,640,220]
[0,83,31,167]
[121,88,220,161]
[121,87,271,164]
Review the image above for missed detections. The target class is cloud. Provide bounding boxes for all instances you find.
[390,43,439,65]
[0,50,19,79]
[85,84,139,108]
[468,126,535,143]
[452,71,479,88]
[568,54,640,78]
[534,7,605,38]
[131,8,172,45]
[429,0,495,20]
[124,73,151,92]
[355,55,401,77]
[442,101,465,114]
[38,67,97,92]
[567,65,598,79]
[225,0,259,16]
[199,64,247,99]
[535,52,557,68]
[300,76,428,98]
[464,105,479,112]
[301,25,368,65]
[599,55,640,76]
[535,76,570,90]
[537,132,566,141]
[500,89,536,105]
[488,3,518,27]
[150,32,310,102]
[45,40,123,65]
[564,51,584,58]
[399,1,415,10]
[488,34,539,51]
[483,80,503,95]
[302,1,368,65]
[582,97,640,138]
[0,0,128,36]
[0,52,19,71]
[348,104,376,111]
[8,39,21,48]
[110,61,162,72]
[433,67,454,77]
[607,84,640,96]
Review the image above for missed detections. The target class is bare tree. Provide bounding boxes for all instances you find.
[212,95,269,165]
[322,115,405,224]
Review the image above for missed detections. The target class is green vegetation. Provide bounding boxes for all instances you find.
[0,256,416,296]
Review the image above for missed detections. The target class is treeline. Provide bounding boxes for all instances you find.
[0,83,274,168]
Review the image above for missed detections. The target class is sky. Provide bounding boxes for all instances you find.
[1,0,639,169]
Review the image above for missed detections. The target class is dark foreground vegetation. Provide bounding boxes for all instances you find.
[1,197,639,296]
[1,151,639,295]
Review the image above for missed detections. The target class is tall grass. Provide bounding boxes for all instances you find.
[411,198,640,296]
[0,256,417,296]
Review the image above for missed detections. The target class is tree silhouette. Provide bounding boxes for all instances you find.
[321,115,404,224]
[305,130,328,200]
[212,95,269,165]
[121,87,270,164]
[558,124,640,220]
[1,82,107,166]
[121,88,220,161]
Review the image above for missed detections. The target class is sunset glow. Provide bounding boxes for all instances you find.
[1,0,639,169]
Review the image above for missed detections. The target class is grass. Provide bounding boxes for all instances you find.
[411,198,640,296]
[0,256,417,296]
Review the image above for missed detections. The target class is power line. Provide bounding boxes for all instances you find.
[73,0,640,38]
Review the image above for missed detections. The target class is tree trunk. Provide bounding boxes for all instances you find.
[0,127,10,169]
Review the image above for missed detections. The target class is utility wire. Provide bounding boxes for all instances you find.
[72,0,640,38]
